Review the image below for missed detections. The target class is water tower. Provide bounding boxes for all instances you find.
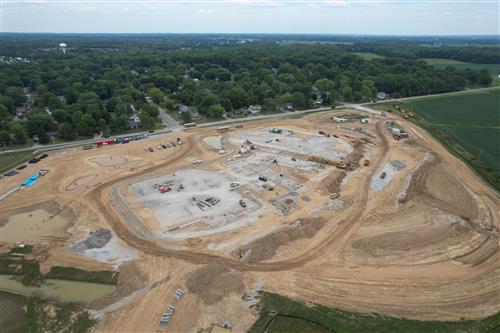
[59,43,67,54]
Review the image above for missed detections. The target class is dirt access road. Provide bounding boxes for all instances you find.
[2,109,498,332]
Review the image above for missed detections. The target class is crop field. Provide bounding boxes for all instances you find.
[402,89,500,188]
[406,89,500,126]
[249,293,500,333]
[422,58,500,74]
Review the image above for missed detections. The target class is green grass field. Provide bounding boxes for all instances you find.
[373,88,500,189]
[422,58,500,74]
[353,52,386,60]
[0,150,37,174]
[406,89,500,127]
[249,292,500,333]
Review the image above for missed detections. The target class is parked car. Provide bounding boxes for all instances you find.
[16,165,27,170]
[258,176,268,182]
[28,158,40,164]
[239,199,247,208]
[192,160,203,165]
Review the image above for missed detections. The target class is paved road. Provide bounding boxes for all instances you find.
[148,101,182,130]
[0,129,173,155]
[361,86,499,106]
[0,106,335,155]
[4,86,496,155]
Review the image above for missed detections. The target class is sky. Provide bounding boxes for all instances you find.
[1,0,499,35]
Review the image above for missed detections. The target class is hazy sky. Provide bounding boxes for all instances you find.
[1,0,499,35]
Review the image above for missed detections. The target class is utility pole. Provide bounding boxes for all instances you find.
[478,149,484,162]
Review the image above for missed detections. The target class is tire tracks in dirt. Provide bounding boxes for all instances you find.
[83,120,390,272]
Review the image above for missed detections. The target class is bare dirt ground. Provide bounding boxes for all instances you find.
[0,109,498,332]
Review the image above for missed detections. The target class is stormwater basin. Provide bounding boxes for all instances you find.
[0,275,116,305]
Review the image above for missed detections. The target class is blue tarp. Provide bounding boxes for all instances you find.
[21,173,40,187]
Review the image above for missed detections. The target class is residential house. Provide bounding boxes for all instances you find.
[247,105,262,114]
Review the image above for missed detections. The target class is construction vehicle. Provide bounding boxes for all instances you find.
[363,159,370,166]
[336,161,347,169]
[380,172,387,179]
[269,128,283,134]
[159,186,171,193]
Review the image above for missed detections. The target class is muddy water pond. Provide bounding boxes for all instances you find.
[0,209,69,243]
[0,275,116,305]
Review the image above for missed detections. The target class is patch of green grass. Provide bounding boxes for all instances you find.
[406,89,500,127]
[0,256,118,286]
[249,292,500,333]
[0,256,43,286]
[45,266,118,285]
[353,52,386,60]
[8,293,96,333]
[370,89,500,190]
[9,245,33,255]
[422,58,500,72]
[0,150,36,174]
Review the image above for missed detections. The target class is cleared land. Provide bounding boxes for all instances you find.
[0,109,498,332]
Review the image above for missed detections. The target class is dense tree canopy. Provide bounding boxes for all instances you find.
[0,34,496,146]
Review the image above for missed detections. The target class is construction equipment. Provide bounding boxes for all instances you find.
[159,186,171,193]
[269,128,283,134]
[363,159,370,166]
[336,161,347,169]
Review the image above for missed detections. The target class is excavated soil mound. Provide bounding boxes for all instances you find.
[236,217,325,263]
[320,171,346,194]
[186,264,244,305]
[69,228,112,252]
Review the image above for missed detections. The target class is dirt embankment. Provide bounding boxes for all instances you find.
[320,171,347,194]
[186,264,244,305]
[235,218,325,264]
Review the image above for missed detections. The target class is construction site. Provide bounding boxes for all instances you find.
[0,108,498,332]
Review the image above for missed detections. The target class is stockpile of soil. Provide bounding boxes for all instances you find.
[236,217,325,263]
[69,228,112,252]
[186,264,244,305]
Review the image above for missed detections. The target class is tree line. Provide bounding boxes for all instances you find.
[0,36,495,147]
